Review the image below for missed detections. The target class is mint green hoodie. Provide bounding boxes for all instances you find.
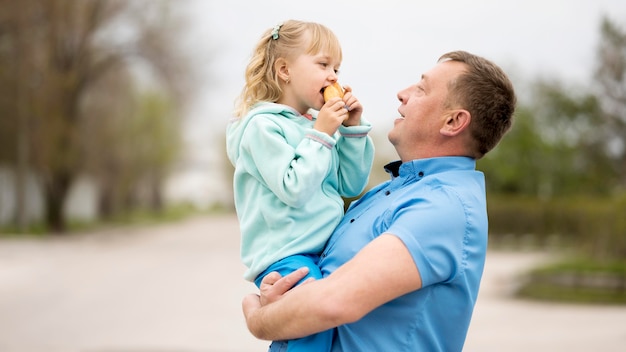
[226,103,374,281]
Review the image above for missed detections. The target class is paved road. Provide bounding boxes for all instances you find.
[0,215,625,351]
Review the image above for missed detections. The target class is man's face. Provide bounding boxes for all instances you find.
[388,60,466,161]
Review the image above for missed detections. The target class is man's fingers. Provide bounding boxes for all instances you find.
[301,277,316,285]
[259,267,310,305]
[267,267,310,293]
[261,271,282,286]
[276,266,310,292]
[242,293,261,318]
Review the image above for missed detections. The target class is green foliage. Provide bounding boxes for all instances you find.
[518,280,626,305]
[517,258,626,305]
[479,107,547,194]
[532,258,626,276]
[479,18,626,198]
[478,84,620,197]
[85,90,182,219]
[487,194,626,261]
[481,18,626,305]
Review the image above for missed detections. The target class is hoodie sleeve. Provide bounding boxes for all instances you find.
[238,115,335,208]
[335,118,375,197]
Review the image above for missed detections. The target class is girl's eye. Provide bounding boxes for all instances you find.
[319,62,339,74]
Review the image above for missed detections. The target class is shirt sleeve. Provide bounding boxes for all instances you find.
[383,186,467,287]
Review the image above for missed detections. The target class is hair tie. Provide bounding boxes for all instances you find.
[271,23,283,40]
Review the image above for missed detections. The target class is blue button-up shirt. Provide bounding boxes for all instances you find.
[320,156,488,352]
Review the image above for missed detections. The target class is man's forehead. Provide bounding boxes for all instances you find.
[422,61,464,82]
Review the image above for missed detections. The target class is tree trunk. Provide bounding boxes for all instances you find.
[44,172,72,233]
[98,187,114,220]
[149,172,163,213]
[13,3,30,233]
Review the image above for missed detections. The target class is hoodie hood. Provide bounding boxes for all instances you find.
[226,103,311,166]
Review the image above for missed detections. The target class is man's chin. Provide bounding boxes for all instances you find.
[387,131,397,145]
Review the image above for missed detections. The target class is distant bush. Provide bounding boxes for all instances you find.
[517,258,626,304]
[487,194,626,261]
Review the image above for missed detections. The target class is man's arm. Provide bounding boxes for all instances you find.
[242,233,423,341]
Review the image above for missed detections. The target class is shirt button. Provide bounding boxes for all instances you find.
[385,190,391,196]
[418,171,424,177]
[350,218,355,223]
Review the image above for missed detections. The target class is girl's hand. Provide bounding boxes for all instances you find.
[341,85,363,127]
[315,97,349,136]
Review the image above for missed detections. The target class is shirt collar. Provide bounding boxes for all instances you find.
[384,157,476,179]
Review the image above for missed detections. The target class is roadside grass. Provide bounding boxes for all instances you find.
[0,202,232,237]
[516,257,626,305]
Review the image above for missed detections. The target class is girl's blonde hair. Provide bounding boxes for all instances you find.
[233,20,342,117]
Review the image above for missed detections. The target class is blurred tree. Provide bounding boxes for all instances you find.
[480,17,626,198]
[0,0,37,231]
[478,106,547,196]
[530,81,616,196]
[479,79,619,197]
[0,0,194,232]
[80,65,136,220]
[136,93,182,213]
[594,17,626,189]
[82,78,181,219]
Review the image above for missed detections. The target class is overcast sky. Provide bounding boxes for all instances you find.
[183,0,625,133]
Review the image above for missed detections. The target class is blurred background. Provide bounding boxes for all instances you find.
[2,0,626,237]
[0,0,625,350]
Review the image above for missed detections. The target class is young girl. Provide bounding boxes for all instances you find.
[226,20,374,351]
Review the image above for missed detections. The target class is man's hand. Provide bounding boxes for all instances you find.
[241,235,423,341]
[259,267,311,305]
[242,266,312,338]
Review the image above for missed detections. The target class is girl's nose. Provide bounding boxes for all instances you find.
[327,67,339,80]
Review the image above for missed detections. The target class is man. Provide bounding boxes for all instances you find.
[242,51,517,351]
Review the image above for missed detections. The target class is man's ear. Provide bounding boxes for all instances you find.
[275,58,290,83]
[440,109,471,137]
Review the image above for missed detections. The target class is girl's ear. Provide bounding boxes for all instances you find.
[440,109,471,137]
[275,58,290,83]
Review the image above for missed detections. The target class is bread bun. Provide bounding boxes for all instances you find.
[323,82,344,102]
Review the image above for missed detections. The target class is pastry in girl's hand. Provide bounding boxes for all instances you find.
[323,82,344,102]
